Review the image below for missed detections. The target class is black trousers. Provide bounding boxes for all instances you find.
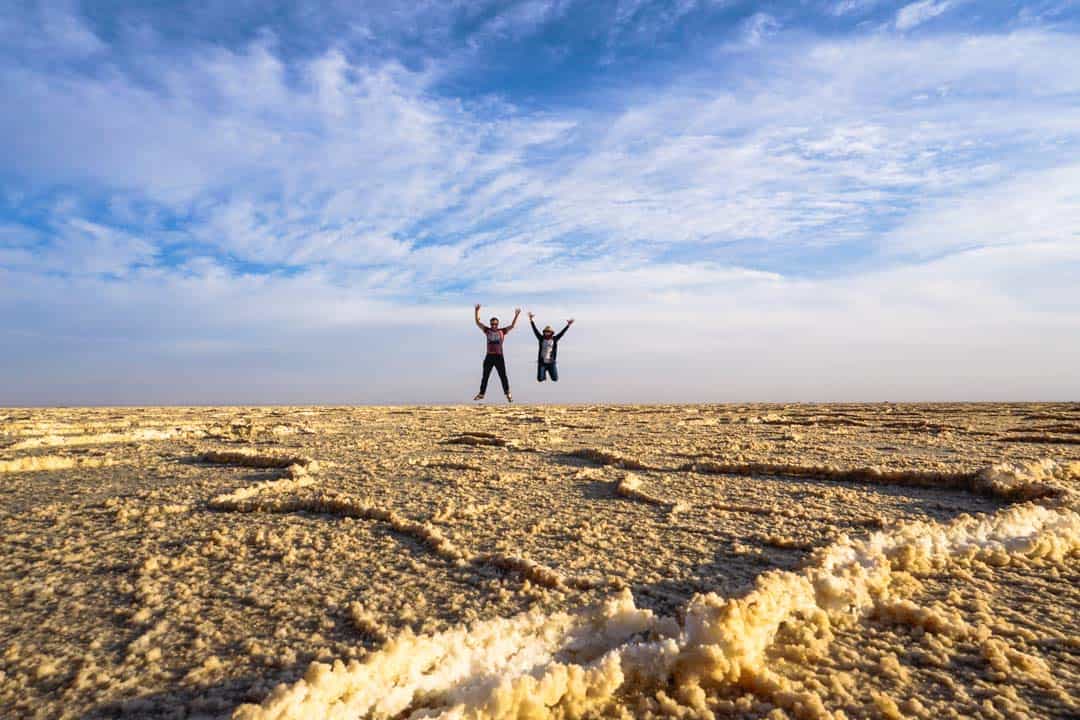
[480,354,510,395]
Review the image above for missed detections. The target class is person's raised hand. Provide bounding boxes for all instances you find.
[567,318,575,325]
[475,303,481,311]
[528,311,535,319]
[514,307,521,315]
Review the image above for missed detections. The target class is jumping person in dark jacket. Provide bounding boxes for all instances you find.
[528,312,573,382]
[474,304,520,402]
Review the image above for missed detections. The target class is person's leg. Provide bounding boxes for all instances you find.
[479,355,495,395]
[537,364,546,382]
[549,363,559,382]
[495,356,510,395]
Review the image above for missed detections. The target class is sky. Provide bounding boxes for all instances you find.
[1,0,1078,405]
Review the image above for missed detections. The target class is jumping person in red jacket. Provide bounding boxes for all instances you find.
[473,304,520,403]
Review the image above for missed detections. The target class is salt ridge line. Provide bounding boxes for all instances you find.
[474,553,599,591]
[195,451,465,563]
[218,489,602,589]
[615,473,686,515]
[615,473,666,506]
[0,455,113,474]
[573,446,1073,503]
[200,458,599,590]
[567,448,660,471]
[235,592,655,720]
[208,470,320,510]
[201,449,323,510]
[1003,435,1080,445]
[234,506,1078,719]
[9,427,196,450]
[197,449,320,472]
[232,459,1080,720]
[682,457,1075,503]
[195,452,468,564]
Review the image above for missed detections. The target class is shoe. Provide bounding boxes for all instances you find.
[505,393,513,403]
[473,393,484,401]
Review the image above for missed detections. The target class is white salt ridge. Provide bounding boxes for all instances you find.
[234,592,655,720]
[10,427,191,450]
[568,448,658,471]
[615,473,685,515]
[249,493,596,588]
[0,455,112,474]
[234,459,1079,720]
[474,553,601,591]
[209,472,319,510]
[204,451,321,510]
[209,467,595,590]
[198,449,320,472]
[685,457,1076,503]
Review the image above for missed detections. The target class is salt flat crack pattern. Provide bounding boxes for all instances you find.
[0,403,1077,719]
[198,447,605,591]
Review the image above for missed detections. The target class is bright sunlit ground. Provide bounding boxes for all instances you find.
[1,403,1077,719]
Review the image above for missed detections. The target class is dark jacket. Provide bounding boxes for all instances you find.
[531,320,569,365]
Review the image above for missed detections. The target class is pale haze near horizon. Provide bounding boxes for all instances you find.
[1,1,1078,406]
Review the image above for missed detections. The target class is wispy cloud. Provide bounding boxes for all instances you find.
[830,0,884,16]
[740,12,782,46]
[895,0,954,31]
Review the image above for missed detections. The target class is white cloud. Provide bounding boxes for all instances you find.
[605,0,709,47]
[0,0,105,59]
[895,0,952,31]
[4,222,1077,404]
[50,220,157,275]
[7,29,1077,279]
[471,0,571,42]
[882,163,1080,259]
[830,0,883,15]
[741,12,781,47]
[485,261,782,295]
[0,218,156,276]
[488,31,1080,265]
[1,41,572,272]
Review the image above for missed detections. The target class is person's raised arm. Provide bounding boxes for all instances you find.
[506,307,521,332]
[528,311,541,339]
[474,304,487,331]
[555,318,574,340]
[505,308,522,334]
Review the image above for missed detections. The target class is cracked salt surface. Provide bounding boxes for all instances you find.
[0,403,1077,719]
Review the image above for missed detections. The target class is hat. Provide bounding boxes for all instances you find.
[543,325,553,333]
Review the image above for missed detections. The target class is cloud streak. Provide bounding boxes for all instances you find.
[895,1,953,31]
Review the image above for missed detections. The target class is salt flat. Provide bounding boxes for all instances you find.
[0,404,1077,719]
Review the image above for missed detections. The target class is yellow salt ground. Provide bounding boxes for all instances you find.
[235,476,1078,720]
[197,449,321,473]
[0,454,113,474]
[9,426,193,450]
[0,404,1078,719]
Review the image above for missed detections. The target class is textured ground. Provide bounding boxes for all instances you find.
[0,404,1077,719]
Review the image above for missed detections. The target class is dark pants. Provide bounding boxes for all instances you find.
[480,354,510,395]
[537,363,559,382]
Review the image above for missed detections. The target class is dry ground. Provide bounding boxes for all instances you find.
[0,404,1077,719]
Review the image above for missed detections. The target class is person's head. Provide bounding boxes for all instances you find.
[490,317,499,328]
[543,325,554,337]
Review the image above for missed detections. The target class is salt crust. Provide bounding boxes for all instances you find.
[235,460,1078,720]
[197,448,605,593]
[0,455,112,473]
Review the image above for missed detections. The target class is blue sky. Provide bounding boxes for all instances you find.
[1,1,1079,404]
